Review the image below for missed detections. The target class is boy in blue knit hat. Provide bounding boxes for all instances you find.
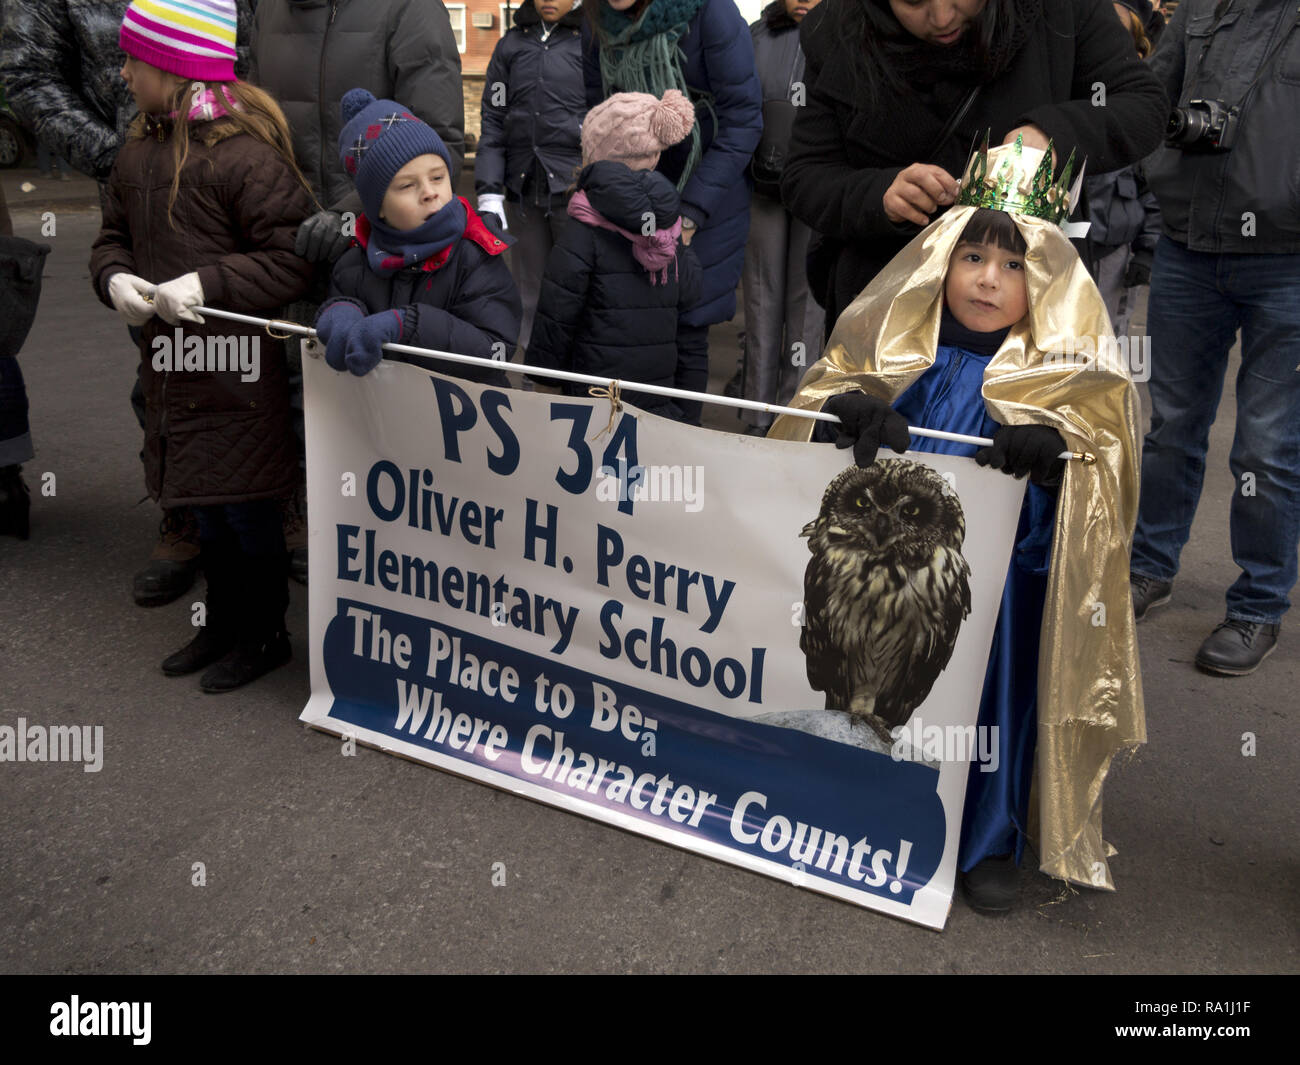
[315,89,520,385]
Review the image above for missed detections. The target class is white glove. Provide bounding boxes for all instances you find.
[153,271,206,324]
[107,272,157,326]
[477,193,508,231]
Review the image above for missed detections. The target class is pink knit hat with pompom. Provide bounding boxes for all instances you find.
[581,90,696,170]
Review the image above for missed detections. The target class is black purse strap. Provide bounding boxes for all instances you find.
[927,84,982,159]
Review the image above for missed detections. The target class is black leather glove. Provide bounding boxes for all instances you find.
[295,210,353,263]
[1123,253,1152,289]
[975,424,1067,486]
[823,390,911,467]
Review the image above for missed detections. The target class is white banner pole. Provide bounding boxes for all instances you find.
[195,305,1093,461]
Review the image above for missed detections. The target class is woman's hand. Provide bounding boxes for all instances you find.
[882,163,960,226]
[1002,125,1057,168]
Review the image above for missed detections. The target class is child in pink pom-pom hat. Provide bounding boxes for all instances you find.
[524,90,701,421]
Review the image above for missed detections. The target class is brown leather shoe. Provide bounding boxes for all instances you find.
[133,509,201,607]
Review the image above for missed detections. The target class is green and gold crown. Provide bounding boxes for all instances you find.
[955,133,1080,226]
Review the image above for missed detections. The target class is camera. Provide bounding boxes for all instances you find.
[1166,99,1240,153]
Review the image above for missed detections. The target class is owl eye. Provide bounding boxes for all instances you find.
[902,501,922,518]
[854,496,866,508]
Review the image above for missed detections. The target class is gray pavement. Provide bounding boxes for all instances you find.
[0,168,1295,974]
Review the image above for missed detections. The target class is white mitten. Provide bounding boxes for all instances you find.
[477,193,508,231]
[107,272,157,326]
[153,271,206,324]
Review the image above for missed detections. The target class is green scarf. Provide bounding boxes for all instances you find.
[596,0,714,192]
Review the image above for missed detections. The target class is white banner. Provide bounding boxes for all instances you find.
[300,350,1025,928]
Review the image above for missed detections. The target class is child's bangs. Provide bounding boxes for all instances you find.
[959,208,1027,256]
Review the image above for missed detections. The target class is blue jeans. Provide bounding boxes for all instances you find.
[1131,237,1300,623]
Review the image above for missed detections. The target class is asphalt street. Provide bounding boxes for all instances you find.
[0,167,1295,974]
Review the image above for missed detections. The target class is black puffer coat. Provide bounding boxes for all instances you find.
[525,162,701,419]
[783,0,1168,330]
[89,117,316,507]
[320,201,519,388]
[0,0,256,180]
[250,0,466,210]
[475,0,585,202]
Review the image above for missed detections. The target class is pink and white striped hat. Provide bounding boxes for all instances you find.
[119,0,238,83]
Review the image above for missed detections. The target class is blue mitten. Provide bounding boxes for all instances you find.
[344,310,404,377]
[315,300,365,371]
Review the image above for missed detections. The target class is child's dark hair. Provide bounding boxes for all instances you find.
[959,208,1027,256]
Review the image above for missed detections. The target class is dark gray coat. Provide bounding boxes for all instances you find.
[0,0,256,180]
[748,1,805,202]
[1146,0,1300,253]
[475,0,585,202]
[249,0,466,213]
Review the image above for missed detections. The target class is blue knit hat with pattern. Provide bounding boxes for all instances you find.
[338,88,452,219]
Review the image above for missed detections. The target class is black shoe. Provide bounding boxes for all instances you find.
[0,465,31,540]
[161,626,237,676]
[960,854,1018,915]
[1130,573,1173,621]
[134,510,201,606]
[1194,619,1280,676]
[199,630,291,693]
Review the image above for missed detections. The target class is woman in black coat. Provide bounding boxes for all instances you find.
[782,0,1169,333]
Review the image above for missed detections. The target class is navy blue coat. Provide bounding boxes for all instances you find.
[583,0,762,327]
[320,201,519,387]
[476,0,585,202]
[526,161,701,419]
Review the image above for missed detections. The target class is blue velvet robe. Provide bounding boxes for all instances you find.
[889,312,1059,870]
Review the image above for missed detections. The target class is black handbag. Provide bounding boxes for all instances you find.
[0,235,52,358]
[749,97,798,201]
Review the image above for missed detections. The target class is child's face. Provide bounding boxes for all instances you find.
[120,56,184,115]
[944,239,1029,333]
[379,154,452,229]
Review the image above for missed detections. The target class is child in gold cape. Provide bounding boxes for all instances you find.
[769,139,1144,910]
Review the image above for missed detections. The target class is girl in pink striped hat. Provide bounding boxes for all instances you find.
[90,0,319,693]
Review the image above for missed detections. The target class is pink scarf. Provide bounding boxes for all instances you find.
[168,85,241,123]
[566,190,683,285]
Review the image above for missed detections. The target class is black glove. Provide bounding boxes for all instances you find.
[1123,253,1152,289]
[823,391,911,467]
[295,211,352,263]
[975,424,1067,485]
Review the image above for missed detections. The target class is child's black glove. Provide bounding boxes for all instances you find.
[823,391,911,467]
[975,424,1066,485]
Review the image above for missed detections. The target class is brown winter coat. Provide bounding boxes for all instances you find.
[90,116,315,507]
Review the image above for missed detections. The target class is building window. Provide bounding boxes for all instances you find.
[446,4,466,53]
[499,4,514,38]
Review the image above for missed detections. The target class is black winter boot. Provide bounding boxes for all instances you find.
[134,508,202,606]
[200,551,291,693]
[161,539,237,676]
[0,464,30,540]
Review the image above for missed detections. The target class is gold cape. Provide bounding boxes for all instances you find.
[769,203,1145,889]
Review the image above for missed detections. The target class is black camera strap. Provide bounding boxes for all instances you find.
[1225,3,1300,113]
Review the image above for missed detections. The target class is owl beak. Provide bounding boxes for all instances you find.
[863,513,897,550]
